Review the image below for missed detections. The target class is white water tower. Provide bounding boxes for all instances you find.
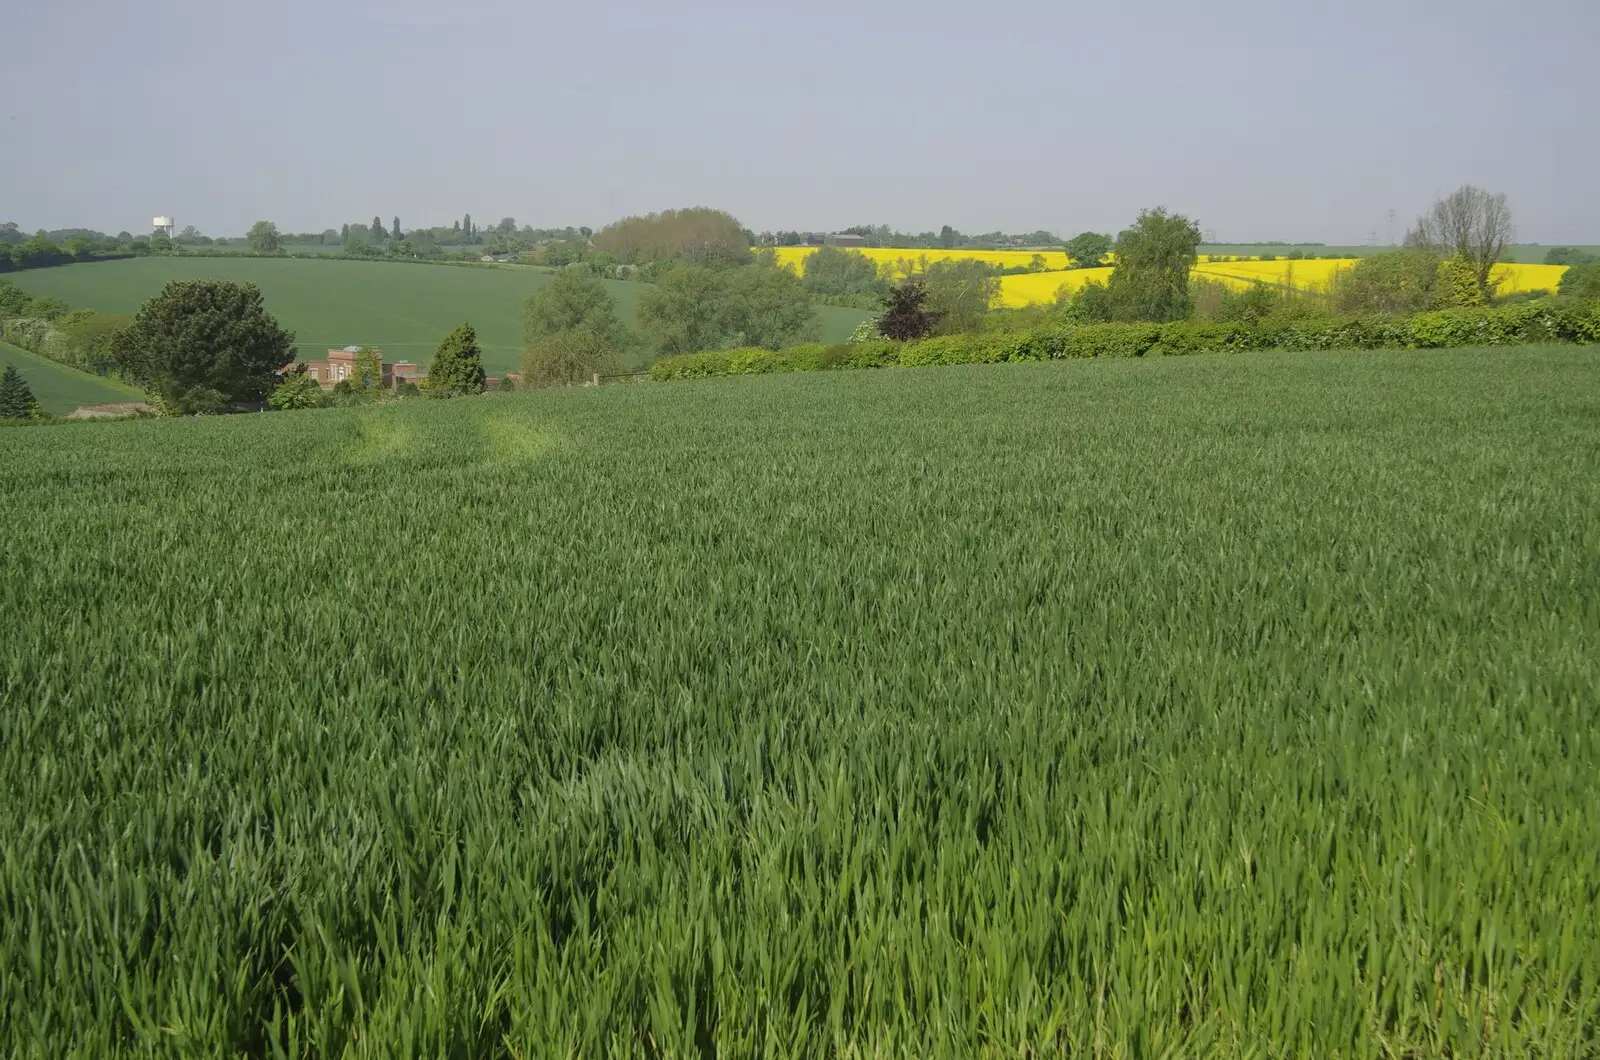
[153,216,174,237]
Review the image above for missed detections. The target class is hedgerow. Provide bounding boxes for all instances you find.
[652,300,1600,379]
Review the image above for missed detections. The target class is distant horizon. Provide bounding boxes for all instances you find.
[8,216,1600,250]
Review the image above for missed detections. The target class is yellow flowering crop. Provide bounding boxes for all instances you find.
[998,260,1571,308]
[772,246,1074,275]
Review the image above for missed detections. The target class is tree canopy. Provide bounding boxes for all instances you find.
[1065,232,1112,269]
[877,282,939,341]
[1558,263,1600,301]
[800,247,887,299]
[1106,208,1202,322]
[246,221,280,253]
[0,364,41,420]
[522,268,629,352]
[637,266,729,357]
[594,208,753,267]
[425,323,486,397]
[113,280,296,413]
[921,260,1000,334]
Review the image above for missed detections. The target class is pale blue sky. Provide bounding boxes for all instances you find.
[2,0,1593,242]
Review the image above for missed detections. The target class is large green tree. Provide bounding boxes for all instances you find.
[637,266,731,356]
[1106,208,1202,322]
[0,363,41,420]
[1558,262,1600,301]
[719,262,819,349]
[1065,231,1112,269]
[246,221,280,253]
[1327,249,1443,316]
[594,208,753,268]
[921,259,1000,335]
[425,323,486,397]
[522,268,629,351]
[800,246,886,299]
[113,280,296,413]
[370,216,386,243]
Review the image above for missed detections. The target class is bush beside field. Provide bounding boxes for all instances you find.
[652,300,1600,380]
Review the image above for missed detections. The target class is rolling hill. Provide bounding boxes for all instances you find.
[7,258,875,375]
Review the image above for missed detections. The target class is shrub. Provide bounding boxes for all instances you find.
[268,369,326,410]
[522,328,622,388]
[1558,263,1600,301]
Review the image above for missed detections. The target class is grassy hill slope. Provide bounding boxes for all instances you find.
[0,341,143,415]
[7,258,874,375]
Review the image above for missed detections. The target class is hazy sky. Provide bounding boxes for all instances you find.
[3,0,1594,243]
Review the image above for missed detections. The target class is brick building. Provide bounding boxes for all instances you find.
[297,346,424,389]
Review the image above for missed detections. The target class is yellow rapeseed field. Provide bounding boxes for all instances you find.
[998,260,1571,308]
[772,246,1073,275]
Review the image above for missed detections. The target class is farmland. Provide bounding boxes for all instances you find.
[765,247,1570,309]
[5,258,874,374]
[997,259,1570,308]
[0,340,143,415]
[3,347,1598,1055]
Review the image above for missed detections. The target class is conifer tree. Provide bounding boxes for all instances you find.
[0,363,42,420]
[424,323,486,397]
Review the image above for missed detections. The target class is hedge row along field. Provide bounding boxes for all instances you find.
[4,349,1599,1055]
[651,300,1600,380]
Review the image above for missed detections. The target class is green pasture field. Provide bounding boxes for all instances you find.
[6,258,873,375]
[2,347,1597,1056]
[0,340,143,416]
[1202,243,1600,263]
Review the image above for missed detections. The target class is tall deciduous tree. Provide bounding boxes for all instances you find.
[594,207,753,267]
[801,246,886,299]
[425,323,486,397]
[1065,232,1112,269]
[463,214,473,241]
[1407,185,1513,301]
[920,260,1000,335]
[246,221,280,253]
[1558,262,1600,301]
[392,217,402,241]
[370,216,385,242]
[351,347,384,391]
[522,268,629,352]
[0,363,42,420]
[113,280,296,413]
[1106,208,1202,322]
[637,266,728,356]
[341,223,350,242]
[719,262,818,349]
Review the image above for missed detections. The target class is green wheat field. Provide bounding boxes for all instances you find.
[2,348,1597,1056]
